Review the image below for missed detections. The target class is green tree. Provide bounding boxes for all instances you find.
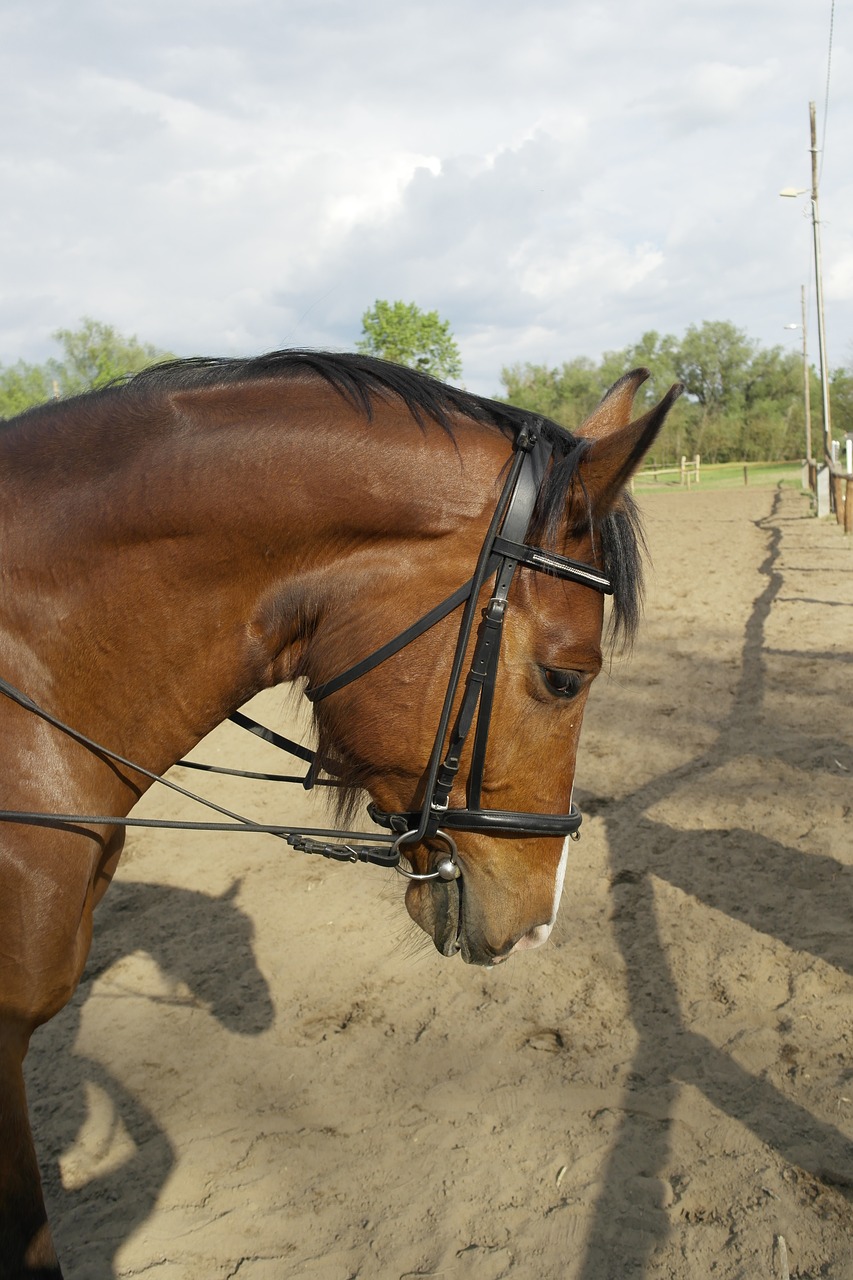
[608,330,682,407]
[497,320,814,466]
[52,317,173,395]
[357,300,462,380]
[0,360,58,417]
[499,357,608,430]
[676,321,755,416]
[0,318,174,416]
[831,363,853,440]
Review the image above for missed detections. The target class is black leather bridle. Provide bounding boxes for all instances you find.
[0,421,611,883]
[302,421,611,878]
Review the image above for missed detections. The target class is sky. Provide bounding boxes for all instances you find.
[1,0,851,397]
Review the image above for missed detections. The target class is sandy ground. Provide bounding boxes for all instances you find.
[25,483,853,1280]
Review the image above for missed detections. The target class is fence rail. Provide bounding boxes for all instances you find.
[633,453,851,533]
[635,455,701,488]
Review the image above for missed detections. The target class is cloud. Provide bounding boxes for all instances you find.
[0,0,850,392]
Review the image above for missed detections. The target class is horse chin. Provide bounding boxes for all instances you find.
[405,878,516,966]
[405,860,561,967]
[405,880,461,958]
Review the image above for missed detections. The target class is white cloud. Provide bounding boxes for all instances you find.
[0,0,850,391]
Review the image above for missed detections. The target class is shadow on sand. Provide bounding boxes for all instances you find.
[26,878,274,1280]
[576,490,853,1277]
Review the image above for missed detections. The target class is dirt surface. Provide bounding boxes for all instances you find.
[25,484,853,1280]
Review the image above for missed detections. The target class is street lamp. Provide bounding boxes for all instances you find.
[779,101,832,461]
[782,284,812,463]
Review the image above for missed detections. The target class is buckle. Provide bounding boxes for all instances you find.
[514,424,539,453]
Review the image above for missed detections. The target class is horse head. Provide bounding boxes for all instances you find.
[304,368,681,965]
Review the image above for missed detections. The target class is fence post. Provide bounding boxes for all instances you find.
[743,465,748,486]
[680,456,686,486]
[833,473,846,528]
[846,478,852,535]
[694,454,700,484]
[816,464,830,517]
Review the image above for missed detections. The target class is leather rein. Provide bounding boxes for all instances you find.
[0,421,611,883]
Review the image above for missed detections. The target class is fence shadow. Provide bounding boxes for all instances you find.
[575,489,853,1277]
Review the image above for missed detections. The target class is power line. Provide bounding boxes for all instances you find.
[818,0,835,184]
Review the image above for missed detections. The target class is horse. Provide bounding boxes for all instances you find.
[0,350,681,1276]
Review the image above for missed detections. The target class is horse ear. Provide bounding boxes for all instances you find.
[574,373,683,516]
[220,878,243,902]
[577,368,652,440]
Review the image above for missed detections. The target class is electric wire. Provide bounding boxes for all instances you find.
[818,0,835,185]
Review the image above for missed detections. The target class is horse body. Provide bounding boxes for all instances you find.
[0,352,679,1276]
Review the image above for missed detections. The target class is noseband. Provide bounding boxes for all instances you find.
[0,422,611,883]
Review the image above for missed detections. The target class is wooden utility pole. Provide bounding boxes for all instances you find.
[809,100,832,460]
[800,285,812,463]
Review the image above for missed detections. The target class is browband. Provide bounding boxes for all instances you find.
[491,536,613,593]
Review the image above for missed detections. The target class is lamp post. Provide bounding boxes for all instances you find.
[780,101,832,462]
[783,284,812,463]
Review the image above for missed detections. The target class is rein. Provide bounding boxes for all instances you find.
[0,421,611,883]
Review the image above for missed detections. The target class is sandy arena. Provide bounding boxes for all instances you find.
[25,483,853,1279]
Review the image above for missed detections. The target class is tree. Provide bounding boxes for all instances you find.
[0,361,57,418]
[831,363,853,439]
[497,320,816,465]
[607,330,683,408]
[0,318,174,416]
[500,357,609,430]
[52,317,173,396]
[357,300,462,380]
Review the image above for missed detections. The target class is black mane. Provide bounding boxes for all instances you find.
[129,347,545,438]
[12,348,646,647]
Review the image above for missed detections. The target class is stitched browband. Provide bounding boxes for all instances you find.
[490,536,613,593]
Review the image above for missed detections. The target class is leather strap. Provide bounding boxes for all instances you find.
[491,536,612,593]
[305,559,501,705]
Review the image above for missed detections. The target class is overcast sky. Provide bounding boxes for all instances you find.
[1,0,850,395]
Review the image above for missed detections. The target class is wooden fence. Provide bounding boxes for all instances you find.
[829,463,852,534]
[805,458,852,533]
[631,453,851,532]
[635,455,701,488]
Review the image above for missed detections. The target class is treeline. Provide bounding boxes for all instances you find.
[0,318,174,418]
[4,314,851,465]
[500,321,853,465]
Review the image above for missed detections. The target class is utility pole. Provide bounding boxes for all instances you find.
[800,284,812,464]
[809,100,832,459]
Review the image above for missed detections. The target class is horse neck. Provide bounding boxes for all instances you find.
[1,386,507,775]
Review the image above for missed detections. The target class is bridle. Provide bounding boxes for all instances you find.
[0,420,611,883]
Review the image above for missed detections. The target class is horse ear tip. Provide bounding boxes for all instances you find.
[606,368,650,398]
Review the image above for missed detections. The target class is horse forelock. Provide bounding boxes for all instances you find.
[527,434,645,653]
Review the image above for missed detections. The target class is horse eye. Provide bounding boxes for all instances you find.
[541,667,584,699]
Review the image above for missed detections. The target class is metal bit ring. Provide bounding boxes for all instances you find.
[392,829,460,881]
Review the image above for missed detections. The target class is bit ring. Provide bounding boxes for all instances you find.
[392,829,460,881]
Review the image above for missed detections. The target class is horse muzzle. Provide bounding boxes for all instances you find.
[403,838,564,966]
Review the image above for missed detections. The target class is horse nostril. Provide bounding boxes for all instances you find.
[508,923,552,955]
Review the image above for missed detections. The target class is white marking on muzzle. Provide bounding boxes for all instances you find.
[507,834,571,955]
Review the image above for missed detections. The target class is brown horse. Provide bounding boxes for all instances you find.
[0,351,680,1276]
